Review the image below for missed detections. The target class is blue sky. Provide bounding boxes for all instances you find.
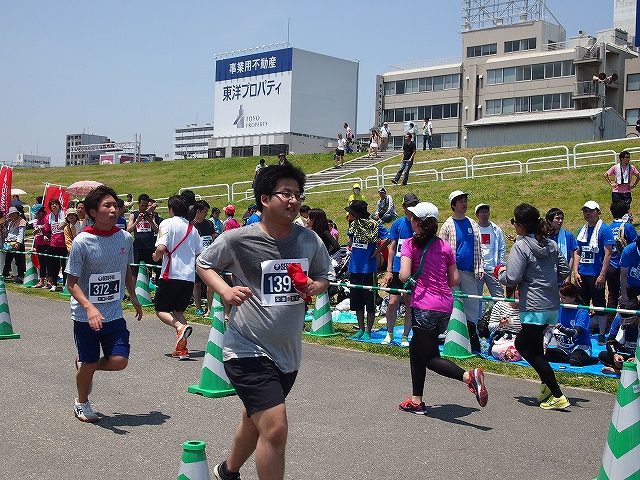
[0,0,615,166]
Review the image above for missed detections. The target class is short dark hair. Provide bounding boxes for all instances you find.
[252,165,306,212]
[85,185,118,222]
[48,198,61,208]
[611,200,630,219]
[545,208,564,223]
[116,198,125,209]
[300,205,311,214]
[168,195,189,218]
[194,200,210,212]
[138,193,150,202]
[180,189,196,206]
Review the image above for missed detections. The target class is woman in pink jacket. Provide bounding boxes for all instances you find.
[46,198,67,292]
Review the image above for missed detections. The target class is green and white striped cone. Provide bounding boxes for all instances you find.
[130,261,154,307]
[177,440,211,480]
[596,361,640,480]
[23,253,38,287]
[636,342,640,385]
[0,276,19,340]
[442,298,474,359]
[59,283,71,297]
[304,292,340,337]
[188,294,235,398]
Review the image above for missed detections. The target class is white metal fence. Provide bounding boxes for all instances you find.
[175,136,640,203]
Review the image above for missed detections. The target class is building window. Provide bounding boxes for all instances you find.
[490,61,572,85]
[386,74,460,95]
[404,107,418,121]
[505,37,537,53]
[420,77,431,91]
[502,98,515,114]
[231,146,254,157]
[384,82,396,96]
[467,43,497,58]
[503,67,516,83]
[532,64,545,80]
[515,96,530,113]
[389,104,460,123]
[486,99,502,115]
[626,108,640,125]
[487,93,572,115]
[259,144,289,156]
[440,133,459,148]
[530,95,544,112]
[405,78,419,93]
[627,74,640,91]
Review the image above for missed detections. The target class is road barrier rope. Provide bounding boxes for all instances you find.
[6,258,640,318]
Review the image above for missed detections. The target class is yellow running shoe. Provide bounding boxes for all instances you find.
[540,394,570,410]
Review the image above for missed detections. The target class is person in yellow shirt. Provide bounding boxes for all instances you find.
[348,183,365,205]
[63,208,80,253]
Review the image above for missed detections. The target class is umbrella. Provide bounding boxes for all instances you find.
[10,188,27,196]
[66,180,103,197]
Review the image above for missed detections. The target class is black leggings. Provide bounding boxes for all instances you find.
[409,327,465,397]
[515,324,563,398]
[47,246,67,283]
[544,347,599,367]
[3,244,25,277]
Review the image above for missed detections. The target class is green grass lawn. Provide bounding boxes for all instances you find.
[11,138,639,395]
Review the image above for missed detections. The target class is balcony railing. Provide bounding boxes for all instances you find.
[574,80,600,97]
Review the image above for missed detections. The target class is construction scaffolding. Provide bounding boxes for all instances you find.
[68,134,141,164]
[462,0,553,31]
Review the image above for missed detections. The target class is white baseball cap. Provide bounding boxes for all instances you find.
[448,190,468,205]
[582,200,600,211]
[475,203,490,214]
[407,202,439,220]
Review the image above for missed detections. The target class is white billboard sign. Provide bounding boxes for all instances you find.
[214,48,292,137]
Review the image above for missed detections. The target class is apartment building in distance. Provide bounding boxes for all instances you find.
[377,0,637,149]
[65,133,109,166]
[173,123,215,159]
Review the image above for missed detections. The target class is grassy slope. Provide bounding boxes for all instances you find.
[13,139,639,394]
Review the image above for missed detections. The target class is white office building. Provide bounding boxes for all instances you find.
[14,154,51,168]
[209,47,358,157]
[377,1,638,149]
[173,124,215,160]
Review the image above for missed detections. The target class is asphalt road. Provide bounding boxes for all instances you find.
[1,291,616,479]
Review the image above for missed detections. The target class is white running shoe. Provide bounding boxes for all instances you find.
[74,398,99,423]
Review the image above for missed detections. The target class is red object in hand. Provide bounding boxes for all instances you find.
[287,263,312,302]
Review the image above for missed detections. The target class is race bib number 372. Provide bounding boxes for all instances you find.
[88,272,121,304]
[260,258,309,307]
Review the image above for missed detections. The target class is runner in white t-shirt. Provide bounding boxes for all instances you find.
[152,195,204,359]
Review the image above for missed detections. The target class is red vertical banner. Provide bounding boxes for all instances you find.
[0,166,12,214]
[59,188,70,210]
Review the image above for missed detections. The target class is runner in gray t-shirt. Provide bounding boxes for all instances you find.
[196,164,330,480]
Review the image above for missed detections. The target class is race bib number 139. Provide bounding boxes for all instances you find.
[261,258,309,307]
